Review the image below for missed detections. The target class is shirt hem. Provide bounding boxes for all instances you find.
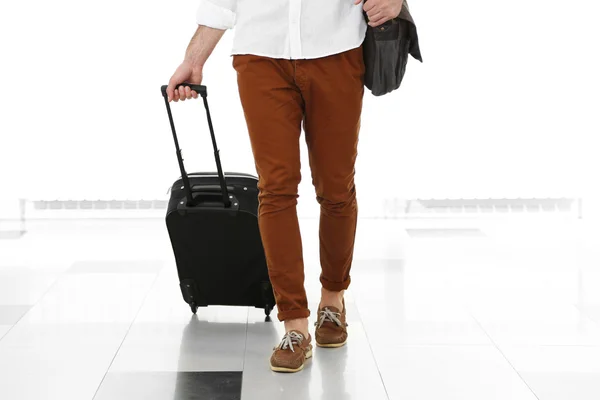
[229,39,365,60]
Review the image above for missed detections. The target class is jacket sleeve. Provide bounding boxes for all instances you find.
[196,0,238,30]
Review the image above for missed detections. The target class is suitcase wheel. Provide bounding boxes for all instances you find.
[190,303,198,314]
[264,305,273,317]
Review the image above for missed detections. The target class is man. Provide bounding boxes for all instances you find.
[166,0,405,373]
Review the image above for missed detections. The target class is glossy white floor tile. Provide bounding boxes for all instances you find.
[0,323,130,400]
[350,260,492,345]
[0,217,598,400]
[0,305,31,325]
[469,302,600,346]
[578,305,600,324]
[0,325,11,339]
[110,317,248,372]
[374,345,538,400]
[357,299,491,346]
[500,346,600,400]
[0,267,61,305]
[21,273,158,324]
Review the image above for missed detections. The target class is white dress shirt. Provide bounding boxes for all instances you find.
[196,0,368,60]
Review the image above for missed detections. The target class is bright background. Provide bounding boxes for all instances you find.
[1,0,599,219]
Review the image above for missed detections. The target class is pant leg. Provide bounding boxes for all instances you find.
[296,45,365,292]
[232,54,310,322]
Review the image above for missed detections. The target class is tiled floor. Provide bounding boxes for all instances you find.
[0,217,599,399]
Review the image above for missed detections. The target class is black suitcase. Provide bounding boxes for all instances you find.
[160,84,275,317]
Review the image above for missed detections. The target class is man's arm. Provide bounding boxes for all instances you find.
[166,0,238,102]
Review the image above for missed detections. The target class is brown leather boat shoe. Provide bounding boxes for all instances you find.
[314,302,348,348]
[270,330,313,373]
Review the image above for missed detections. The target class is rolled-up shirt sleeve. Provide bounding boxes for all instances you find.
[196,0,238,30]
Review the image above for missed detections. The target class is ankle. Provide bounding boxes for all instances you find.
[284,318,309,337]
[319,288,345,310]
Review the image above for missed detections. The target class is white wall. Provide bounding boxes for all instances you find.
[1,0,598,219]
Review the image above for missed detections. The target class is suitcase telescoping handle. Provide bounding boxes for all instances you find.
[160,84,231,208]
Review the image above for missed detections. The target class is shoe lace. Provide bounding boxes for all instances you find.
[315,307,346,329]
[275,331,304,353]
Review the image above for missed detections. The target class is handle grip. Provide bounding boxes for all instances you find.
[191,184,236,193]
[161,84,207,98]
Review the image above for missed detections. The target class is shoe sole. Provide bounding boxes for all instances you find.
[270,349,313,373]
[316,339,347,348]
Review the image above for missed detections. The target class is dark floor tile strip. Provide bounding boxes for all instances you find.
[94,371,242,400]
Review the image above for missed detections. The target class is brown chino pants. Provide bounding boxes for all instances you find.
[232,45,365,322]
